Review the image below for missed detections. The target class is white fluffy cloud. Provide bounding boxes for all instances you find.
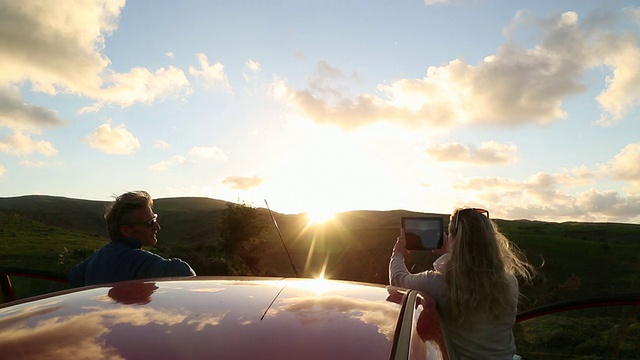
[0,0,192,112]
[447,156,640,222]
[189,53,232,92]
[595,33,640,125]
[602,143,640,181]
[426,141,518,165]
[189,146,228,161]
[149,155,191,171]
[272,10,640,129]
[0,132,58,156]
[0,0,121,93]
[80,66,192,113]
[599,143,640,193]
[84,122,140,155]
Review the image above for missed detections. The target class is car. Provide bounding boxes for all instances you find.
[1,269,638,359]
[0,276,451,360]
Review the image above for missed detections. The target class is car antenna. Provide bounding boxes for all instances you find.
[264,199,299,277]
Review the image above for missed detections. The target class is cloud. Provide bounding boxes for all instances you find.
[600,143,640,187]
[448,167,640,222]
[307,61,349,92]
[594,32,640,125]
[426,141,517,165]
[245,59,261,73]
[189,53,232,92]
[154,140,171,149]
[189,146,228,161]
[0,296,196,360]
[506,188,640,222]
[270,62,386,129]
[0,0,121,93]
[269,77,290,100]
[0,87,65,131]
[149,145,225,171]
[575,189,640,219]
[460,168,596,194]
[149,155,191,171]
[222,176,264,190]
[84,121,140,155]
[270,76,390,130]
[80,66,191,113]
[448,143,640,222]
[0,87,64,160]
[0,132,58,156]
[243,59,262,82]
[0,1,191,112]
[272,10,640,129]
[271,295,398,342]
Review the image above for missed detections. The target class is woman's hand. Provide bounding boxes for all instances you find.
[393,229,410,257]
[431,233,451,256]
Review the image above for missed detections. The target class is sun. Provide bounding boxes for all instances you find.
[306,209,337,225]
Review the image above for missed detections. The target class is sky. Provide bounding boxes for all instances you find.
[1,0,639,224]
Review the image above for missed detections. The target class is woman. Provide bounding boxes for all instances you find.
[389,208,533,360]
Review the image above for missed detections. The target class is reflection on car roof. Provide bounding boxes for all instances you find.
[0,277,405,360]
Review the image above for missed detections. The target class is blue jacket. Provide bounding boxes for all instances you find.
[68,237,196,287]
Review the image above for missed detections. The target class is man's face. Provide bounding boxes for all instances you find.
[122,206,160,246]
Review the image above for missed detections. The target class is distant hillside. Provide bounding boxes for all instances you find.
[1,195,639,310]
[0,195,107,236]
[0,195,232,240]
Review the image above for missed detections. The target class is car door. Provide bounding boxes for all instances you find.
[391,289,450,360]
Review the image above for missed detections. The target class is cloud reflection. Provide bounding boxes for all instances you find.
[269,295,398,341]
[0,280,401,359]
[0,296,220,358]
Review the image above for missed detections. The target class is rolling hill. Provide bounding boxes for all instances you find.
[1,195,639,311]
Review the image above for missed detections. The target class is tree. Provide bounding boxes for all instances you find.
[217,202,267,259]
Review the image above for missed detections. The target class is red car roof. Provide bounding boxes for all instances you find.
[0,277,404,359]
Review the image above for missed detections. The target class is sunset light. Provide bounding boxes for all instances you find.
[306,209,336,225]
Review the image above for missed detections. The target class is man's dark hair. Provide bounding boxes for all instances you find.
[105,191,154,237]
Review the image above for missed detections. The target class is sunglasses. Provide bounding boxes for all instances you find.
[453,208,489,232]
[129,214,159,228]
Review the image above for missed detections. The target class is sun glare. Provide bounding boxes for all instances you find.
[306,209,336,225]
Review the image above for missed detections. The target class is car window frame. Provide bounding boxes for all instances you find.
[390,289,450,360]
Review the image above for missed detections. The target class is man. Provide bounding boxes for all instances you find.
[68,191,196,287]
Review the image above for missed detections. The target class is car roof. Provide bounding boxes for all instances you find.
[0,277,403,359]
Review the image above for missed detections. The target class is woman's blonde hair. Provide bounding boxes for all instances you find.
[445,208,533,324]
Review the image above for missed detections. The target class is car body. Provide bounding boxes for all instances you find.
[2,272,638,359]
[0,277,450,360]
